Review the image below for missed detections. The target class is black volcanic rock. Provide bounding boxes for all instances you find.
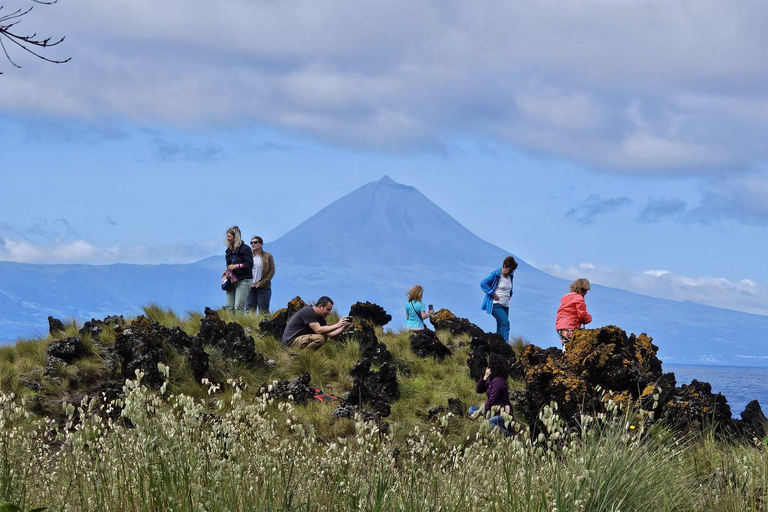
[259,297,307,340]
[348,301,392,326]
[198,307,227,346]
[466,332,516,380]
[222,322,257,364]
[518,326,664,430]
[428,309,484,337]
[427,398,465,420]
[79,315,125,341]
[262,372,314,403]
[410,329,452,360]
[47,336,84,363]
[337,359,399,419]
[661,379,732,430]
[47,316,66,336]
[337,318,380,357]
[114,316,169,389]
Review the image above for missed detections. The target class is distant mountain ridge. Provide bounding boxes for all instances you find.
[2,176,767,367]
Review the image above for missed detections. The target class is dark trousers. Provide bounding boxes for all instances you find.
[246,287,272,315]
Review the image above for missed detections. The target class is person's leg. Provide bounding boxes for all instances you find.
[245,287,258,313]
[468,406,480,418]
[491,304,510,341]
[233,279,252,314]
[225,288,236,313]
[489,415,513,437]
[257,288,272,315]
[291,334,328,350]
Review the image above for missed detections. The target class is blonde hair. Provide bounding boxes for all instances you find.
[226,225,243,251]
[569,278,591,294]
[407,285,424,302]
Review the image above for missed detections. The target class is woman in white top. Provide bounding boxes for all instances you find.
[405,285,434,330]
[480,256,518,341]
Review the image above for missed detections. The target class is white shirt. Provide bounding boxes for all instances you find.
[493,275,512,307]
[253,253,263,283]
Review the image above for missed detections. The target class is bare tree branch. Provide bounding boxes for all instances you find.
[0,0,70,74]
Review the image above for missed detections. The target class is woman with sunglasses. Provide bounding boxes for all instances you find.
[246,236,275,315]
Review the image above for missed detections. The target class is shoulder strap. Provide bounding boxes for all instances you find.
[409,301,426,327]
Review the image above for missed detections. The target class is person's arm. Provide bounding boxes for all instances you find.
[308,318,351,337]
[577,296,592,325]
[480,273,500,300]
[256,253,275,287]
[419,303,433,319]
[476,367,491,393]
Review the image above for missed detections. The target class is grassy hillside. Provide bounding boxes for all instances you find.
[0,305,766,511]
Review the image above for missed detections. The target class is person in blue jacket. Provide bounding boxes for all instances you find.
[480,256,518,341]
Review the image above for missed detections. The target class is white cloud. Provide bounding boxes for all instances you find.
[5,0,768,171]
[539,262,768,316]
[0,237,218,265]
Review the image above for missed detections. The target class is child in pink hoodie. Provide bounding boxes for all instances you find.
[555,278,593,349]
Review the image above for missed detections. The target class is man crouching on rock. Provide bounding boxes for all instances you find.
[281,296,352,350]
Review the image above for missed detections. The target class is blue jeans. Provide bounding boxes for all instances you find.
[246,286,272,315]
[491,304,510,341]
[468,406,513,437]
[225,279,252,314]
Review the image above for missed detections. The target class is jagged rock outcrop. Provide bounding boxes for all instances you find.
[197,308,262,366]
[261,372,315,403]
[428,309,484,337]
[410,329,452,360]
[466,332,517,380]
[338,318,381,357]
[348,301,392,327]
[334,359,399,419]
[427,398,465,420]
[114,316,170,389]
[517,325,767,439]
[259,297,307,340]
[47,336,85,363]
[518,326,663,429]
[78,315,125,341]
[47,316,66,336]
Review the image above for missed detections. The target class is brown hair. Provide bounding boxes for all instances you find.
[569,278,591,294]
[503,256,518,270]
[407,285,424,302]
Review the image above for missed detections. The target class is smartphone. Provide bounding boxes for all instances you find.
[428,304,433,310]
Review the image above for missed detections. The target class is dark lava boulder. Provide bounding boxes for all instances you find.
[222,322,257,364]
[428,309,484,337]
[337,318,381,357]
[114,316,169,389]
[661,379,732,430]
[736,400,768,439]
[336,359,399,419]
[47,316,66,336]
[518,326,664,429]
[427,398,465,420]
[262,372,315,403]
[187,339,209,382]
[79,315,125,340]
[198,307,228,345]
[47,336,85,363]
[348,301,392,327]
[466,332,517,380]
[410,329,452,360]
[259,296,307,340]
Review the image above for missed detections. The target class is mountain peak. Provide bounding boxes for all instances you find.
[272,177,518,268]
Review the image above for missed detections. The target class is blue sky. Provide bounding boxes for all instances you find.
[1,0,767,316]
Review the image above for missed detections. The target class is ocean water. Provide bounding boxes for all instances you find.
[664,364,768,418]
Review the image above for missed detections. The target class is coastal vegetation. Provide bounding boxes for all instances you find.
[0,304,766,511]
